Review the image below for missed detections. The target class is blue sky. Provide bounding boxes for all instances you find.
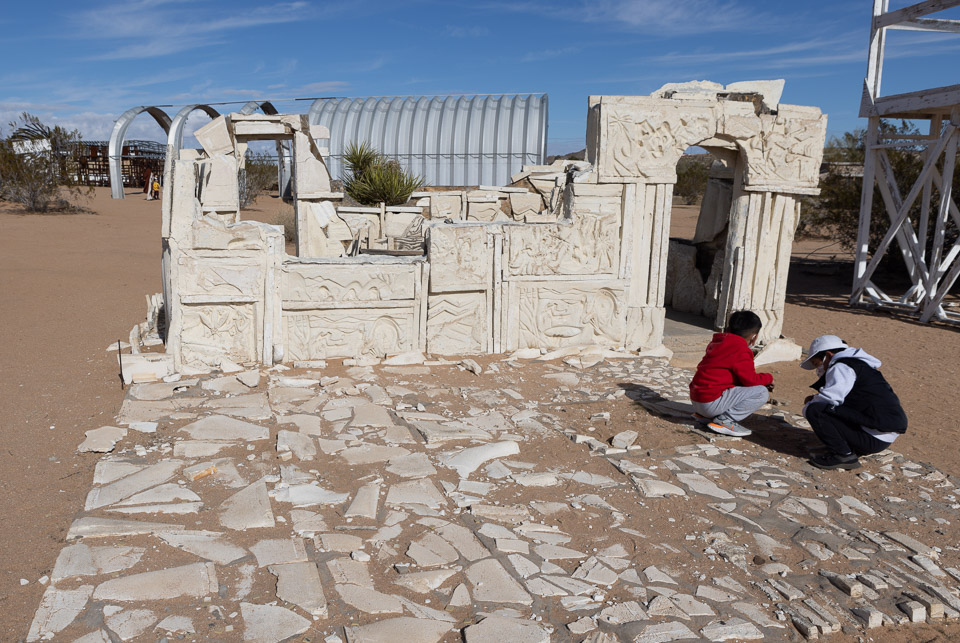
[1,0,959,156]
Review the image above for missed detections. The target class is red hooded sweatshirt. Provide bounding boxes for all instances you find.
[689,333,773,403]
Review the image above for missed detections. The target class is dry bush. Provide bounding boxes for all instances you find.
[0,113,91,212]
[239,151,278,209]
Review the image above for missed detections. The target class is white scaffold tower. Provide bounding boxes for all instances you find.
[852,0,960,323]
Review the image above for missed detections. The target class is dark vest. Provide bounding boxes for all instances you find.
[812,357,908,434]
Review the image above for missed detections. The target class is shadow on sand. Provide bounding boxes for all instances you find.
[618,382,822,461]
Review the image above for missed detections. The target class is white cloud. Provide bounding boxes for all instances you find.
[72,1,315,60]
[484,0,776,35]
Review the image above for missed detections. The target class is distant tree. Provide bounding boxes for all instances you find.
[801,121,958,273]
[675,155,710,205]
[0,112,90,212]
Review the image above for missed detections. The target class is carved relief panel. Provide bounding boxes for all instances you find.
[426,292,487,355]
[180,303,258,366]
[178,258,262,298]
[590,98,717,182]
[726,106,827,191]
[428,226,491,293]
[506,206,620,277]
[517,282,626,349]
[282,264,418,304]
[283,308,416,360]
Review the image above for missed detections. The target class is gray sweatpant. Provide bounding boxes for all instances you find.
[692,385,769,422]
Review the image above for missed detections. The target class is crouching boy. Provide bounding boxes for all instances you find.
[801,335,907,470]
[689,311,774,437]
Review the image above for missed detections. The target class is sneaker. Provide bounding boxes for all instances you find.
[691,412,711,425]
[809,452,861,470]
[706,413,752,437]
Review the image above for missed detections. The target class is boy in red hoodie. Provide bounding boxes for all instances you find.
[689,310,774,437]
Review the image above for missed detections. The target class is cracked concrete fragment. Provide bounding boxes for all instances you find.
[26,585,94,642]
[463,615,549,643]
[219,480,275,529]
[159,531,247,565]
[93,562,218,601]
[241,602,311,643]
[269,561,327,617]
[465,559,532,605]
[345,616,453,643]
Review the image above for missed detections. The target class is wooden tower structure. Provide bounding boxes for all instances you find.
[852,0,960,323]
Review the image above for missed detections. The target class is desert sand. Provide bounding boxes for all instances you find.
[0,190,958,640]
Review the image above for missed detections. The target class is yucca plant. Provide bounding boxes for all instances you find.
[343,141,423,206]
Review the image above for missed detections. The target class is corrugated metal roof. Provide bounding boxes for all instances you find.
[308,94,548,187]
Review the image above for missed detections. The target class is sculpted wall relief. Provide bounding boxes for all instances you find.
[505,204,619,277]
[728,106,827,191]
[426,292,488,355]
[282,264,418,304]
[180,303,258,367]
[589,98,717,182]
[283,308,416,361]
[428,226,491,293]
[178,258,263,298]
[517,282,626,349]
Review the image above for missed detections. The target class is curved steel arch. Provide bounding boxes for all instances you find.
[109,106,172,199]
[307,94,547,187]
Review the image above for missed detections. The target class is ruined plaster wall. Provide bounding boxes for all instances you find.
[161,86,826,370]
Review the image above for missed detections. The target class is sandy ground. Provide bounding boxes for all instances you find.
[0,190,958,640]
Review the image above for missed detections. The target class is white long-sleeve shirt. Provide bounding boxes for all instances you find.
[803,348,899,443]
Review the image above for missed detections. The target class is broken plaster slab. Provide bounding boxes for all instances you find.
[78,426,127,453]
[93,562,218,601]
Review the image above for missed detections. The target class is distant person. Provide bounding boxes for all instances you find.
[151,178,161,200]
[801,335,907,470]
[689,310,774,437]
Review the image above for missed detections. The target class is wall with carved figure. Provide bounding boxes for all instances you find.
[158,82,825,371]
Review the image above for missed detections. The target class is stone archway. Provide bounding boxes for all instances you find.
[587,82,827,347]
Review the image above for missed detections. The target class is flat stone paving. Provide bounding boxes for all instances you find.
[26,354,960,642]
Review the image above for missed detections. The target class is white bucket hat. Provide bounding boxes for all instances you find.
[800,335,849,370]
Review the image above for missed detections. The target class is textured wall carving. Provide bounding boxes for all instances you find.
[518,282,625,349]
[181,304,257,366]
[284,309,415,360]
[429,226,491,292]
[506,205,619,277]
[427,292,487,355]
[282,264,417,303]
[728,107,827,190]
[178,259,262,298]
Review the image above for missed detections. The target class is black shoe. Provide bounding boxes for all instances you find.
[809,452,861,470]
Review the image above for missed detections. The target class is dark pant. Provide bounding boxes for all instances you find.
[804,402,889,457]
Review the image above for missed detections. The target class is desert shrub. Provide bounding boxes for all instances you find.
[0,113,90,212]
[675,155,710,205]
[343,141,423,206]
[239,151,278,209]
[801,122,959,273]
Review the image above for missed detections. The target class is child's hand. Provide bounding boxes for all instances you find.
[804,394,814,404]
[765,382,775,392]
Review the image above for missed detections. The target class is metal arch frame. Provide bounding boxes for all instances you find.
[109,106,172,199]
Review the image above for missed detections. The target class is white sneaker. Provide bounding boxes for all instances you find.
[706,413,752,437]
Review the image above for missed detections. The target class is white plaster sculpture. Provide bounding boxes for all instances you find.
[158,83,825,372]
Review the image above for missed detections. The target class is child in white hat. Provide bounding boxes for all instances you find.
[801,335,907,470]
